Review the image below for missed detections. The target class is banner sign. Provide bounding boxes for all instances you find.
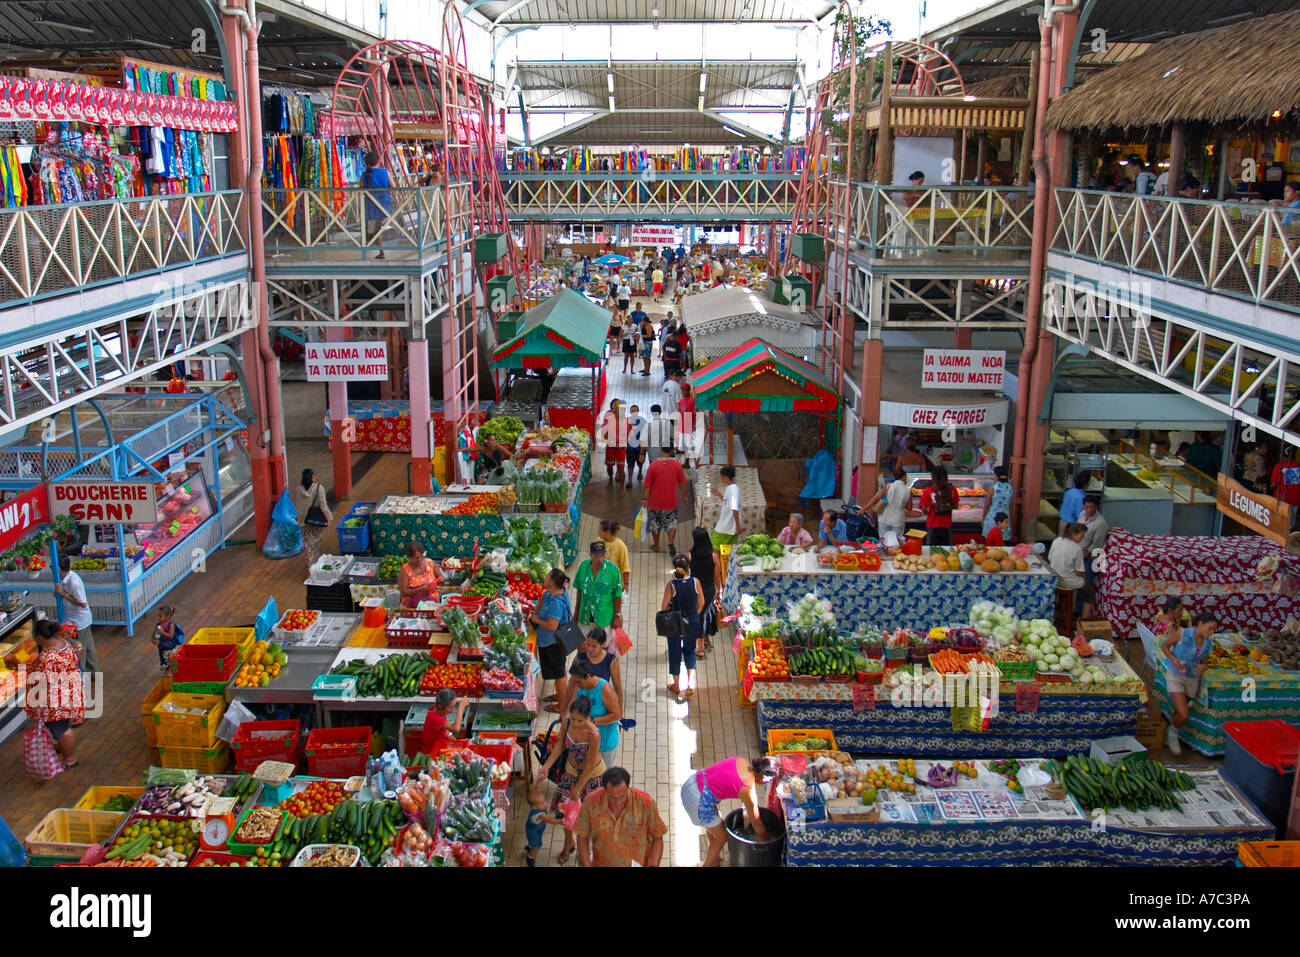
[1216,474,1292,545]
[878,400,1009,429]
[630,224,677,246]
[305,341,390,382]
[0,77,236,132]
[49,481,158,524]
[0,485,50,554]
[922,349,1006,390]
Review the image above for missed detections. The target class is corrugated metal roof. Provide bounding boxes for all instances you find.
[517,59,799,112]
[537,111,764,145]
[0,0,366,88]
[474,0,836,26]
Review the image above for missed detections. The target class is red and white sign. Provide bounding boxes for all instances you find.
[921,349,1006,390]
[878,399,1009,429]
[630,224,677,246]
[305,341,389,382]
[49,481,158,524]
[0,485,51,554]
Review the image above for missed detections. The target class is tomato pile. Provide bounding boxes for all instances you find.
[750,637,790,680]
[446,493,498,516]
[278,780,346,819]
[420,662,483,697]
[280,609,319,632]
[508,580,544,602]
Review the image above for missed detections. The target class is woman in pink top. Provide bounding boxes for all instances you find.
[681,756,779,866]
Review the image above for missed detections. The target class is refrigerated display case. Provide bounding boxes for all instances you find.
[903,472,996,527]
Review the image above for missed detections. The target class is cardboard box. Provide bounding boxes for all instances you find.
[1078,619,1114,641]
[1090,735,1146,764]
[904,529,927,540]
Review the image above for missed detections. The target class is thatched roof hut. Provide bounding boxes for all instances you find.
[965,73,1031,101]
[1045,9,1300,133]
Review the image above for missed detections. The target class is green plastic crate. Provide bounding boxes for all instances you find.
[486,274,517,308]
[790,232,825,262]
[474,232,508,264]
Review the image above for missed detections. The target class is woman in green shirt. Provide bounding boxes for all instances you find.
[573,540,624,633]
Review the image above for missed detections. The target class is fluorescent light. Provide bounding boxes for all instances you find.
[723,126,744,136]
[35,17,96,34]
[699,71,708,93]
[639,128,673,134]
[128,36,175,50]
[609,94,616,112]
[963,94,975,101]
[607,71,614,93]
[698,94,705,113]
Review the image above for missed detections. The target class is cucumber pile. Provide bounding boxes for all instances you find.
[330,653,433,698]
[788,646,856,677]
[1051,754,1194,813]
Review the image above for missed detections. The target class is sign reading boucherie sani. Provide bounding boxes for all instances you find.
[921,350,1005,390]
[304,341,389,382]
[49,481,158,524]
[1216,475,1292,545]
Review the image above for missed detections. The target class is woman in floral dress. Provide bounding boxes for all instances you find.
[25,620,86,767]
[537,697,605,864]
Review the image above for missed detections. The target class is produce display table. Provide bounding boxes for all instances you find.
[1098,530,1300,639]
[695,465,766,534]
[720,549,1058,633]
[365,451,589,566]
[786,766,1271,866]
[1151,658,1300,757]
[754,666,1145,757]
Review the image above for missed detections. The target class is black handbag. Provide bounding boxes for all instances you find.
[304,485,329,527]
[554,618,586,655]
[656,584,687,638]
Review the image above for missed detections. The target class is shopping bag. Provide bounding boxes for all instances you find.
[633,507,646,541]
[262,491,303,559]
[562,799,582,830]
[611,627,633,656]
[23,725,64,780]
[0,815,26,867]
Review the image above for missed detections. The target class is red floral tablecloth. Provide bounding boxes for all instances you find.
[1098,529,1300,637]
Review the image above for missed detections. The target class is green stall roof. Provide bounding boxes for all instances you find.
[491,289,610,370]
[692,337,839,414]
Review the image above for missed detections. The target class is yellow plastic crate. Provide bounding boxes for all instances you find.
[156,742,231,774]
[73,786,144,811]
[152,692,227,749]
[190,627,255,662]
[141,675,172,748]
[25,809,125,863]
[1239,841,1300,867]
[766,728,838,757]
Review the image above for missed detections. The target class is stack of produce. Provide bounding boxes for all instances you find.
[478,416,526,447]
[750,637,789,679]
[235,640,287,688]
[446,492,499,516]
[735,533,785,570]
[1050,754,1194,812]
[420,662,484,697]
[329,653,434,698]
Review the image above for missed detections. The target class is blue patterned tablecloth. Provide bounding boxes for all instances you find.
[786,817,1270,867]
[757,693,1143,758]
[720,552,1058,633]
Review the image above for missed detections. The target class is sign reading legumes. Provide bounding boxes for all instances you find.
[921,349,1006,390]
[304,342,389,382]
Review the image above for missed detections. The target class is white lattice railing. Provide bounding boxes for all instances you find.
[499,172,800,221]
[847,184,1035,256]
[1052,189,1300,315]
[0,190,245,306]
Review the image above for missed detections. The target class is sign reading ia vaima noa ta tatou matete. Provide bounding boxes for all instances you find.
[922,350,1005,390]
[630,224,677,246]
[49,481,158,524]
[304,341,389,382]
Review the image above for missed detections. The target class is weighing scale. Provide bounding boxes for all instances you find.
[200,797,239,851]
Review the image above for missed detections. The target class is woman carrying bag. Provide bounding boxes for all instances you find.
[660,554,705,703]
[299,468,332,567]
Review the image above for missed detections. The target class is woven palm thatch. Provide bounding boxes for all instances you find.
[1045,9,1300,132]
[965,73,1031,100]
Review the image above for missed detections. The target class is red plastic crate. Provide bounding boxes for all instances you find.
[304,726,372,778]
[169,643,238,683]
[437,739,513,780]
[230,719,301,773]
[190,851,252,867]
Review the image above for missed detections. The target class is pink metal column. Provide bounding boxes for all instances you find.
[326,325,353,499]
[409,338,433,494]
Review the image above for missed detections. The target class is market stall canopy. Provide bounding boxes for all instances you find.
[692,338,838,413]
[1045,9,1300,132]
[593,254,630,266]
[682,285,819,363]
[491,289,608,370]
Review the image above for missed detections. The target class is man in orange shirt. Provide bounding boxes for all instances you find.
[574,767,666,867]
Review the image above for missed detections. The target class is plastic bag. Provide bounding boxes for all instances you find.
[611,626,633,656]
[633,507,646,541]
[0,815,26,867]
[23,725,63,780]
[562,798,582,830]
[215,698,255,744]
[262,491,303,559]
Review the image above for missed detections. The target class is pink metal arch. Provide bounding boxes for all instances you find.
[874,40,966,98]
